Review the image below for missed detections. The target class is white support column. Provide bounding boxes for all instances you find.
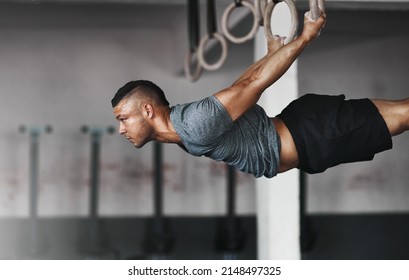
[255,5,300,260]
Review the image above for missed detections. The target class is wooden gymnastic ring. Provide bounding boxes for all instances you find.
[256,0,268,26]
[197,32,228,71]
[184,49,203,82]
[221,0,259,44]
[319,0,326,13]
[263,0,298,45]
[309,0,325,21]
[309,0,319,21]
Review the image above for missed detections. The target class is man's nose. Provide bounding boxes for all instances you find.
[118,123,126,135]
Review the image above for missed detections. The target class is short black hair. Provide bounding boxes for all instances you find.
[111,80,169,108]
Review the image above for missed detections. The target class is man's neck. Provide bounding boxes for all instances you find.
[153,107,182,145]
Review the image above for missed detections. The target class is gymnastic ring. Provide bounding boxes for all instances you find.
[184,50,203,82]
[221,0,259,44]
[319,0,326,12]
[309,0,319,21]
[255,0,268,26]
[263,0,298,45]
[197,32,228,71]
[309,0,325,21]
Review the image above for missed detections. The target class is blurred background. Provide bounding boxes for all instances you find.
[0,0,408,260]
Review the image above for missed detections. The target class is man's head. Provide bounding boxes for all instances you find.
[111,80,169,108]
[112,80,169,148]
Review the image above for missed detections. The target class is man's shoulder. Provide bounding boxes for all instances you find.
[170,96,227,120]
[170,95,234,148]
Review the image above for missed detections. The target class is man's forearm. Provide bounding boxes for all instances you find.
[231,52,271,87]
[232,37,284,87]
[250,35,308,91]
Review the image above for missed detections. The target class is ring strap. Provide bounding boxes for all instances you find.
[207,0,217,37]
[187,0,200,52]
[234,0,242,6]
[185,0,202,82]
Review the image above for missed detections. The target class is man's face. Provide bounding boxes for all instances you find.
[113,99,154,148]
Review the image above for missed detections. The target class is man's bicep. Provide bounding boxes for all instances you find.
[214,82,264,121]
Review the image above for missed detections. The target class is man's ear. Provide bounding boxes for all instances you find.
[143,103,154,119]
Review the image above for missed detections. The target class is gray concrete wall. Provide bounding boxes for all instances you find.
[1,3,408,219]
[0,3,256,218]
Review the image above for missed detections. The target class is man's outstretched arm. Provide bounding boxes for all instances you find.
[214,12,326,121]
[231,35,286,87]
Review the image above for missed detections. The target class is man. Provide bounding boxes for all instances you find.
[111,12,408,178]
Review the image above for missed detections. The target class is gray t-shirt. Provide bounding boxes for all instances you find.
[170,95,280,178]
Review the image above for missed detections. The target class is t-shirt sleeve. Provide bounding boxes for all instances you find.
[171,96,234,147]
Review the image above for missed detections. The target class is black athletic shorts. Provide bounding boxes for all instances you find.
[276,94,393,174]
